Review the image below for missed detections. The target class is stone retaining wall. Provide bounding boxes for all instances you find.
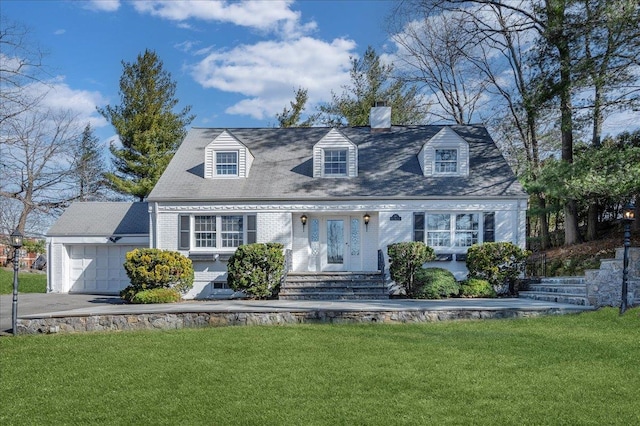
[586,247,639,307]
[17,308,576,335]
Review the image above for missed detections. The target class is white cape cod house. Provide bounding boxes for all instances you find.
[47,107,527,299]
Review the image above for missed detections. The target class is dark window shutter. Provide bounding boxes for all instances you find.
[247,215,257,244]
[413,213,425,242]
[483,212,495,242]
[179,215,190,250]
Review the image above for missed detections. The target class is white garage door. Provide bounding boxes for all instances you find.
[69,245,137,294]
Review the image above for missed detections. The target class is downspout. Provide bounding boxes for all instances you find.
[46,238,53,293]
[151,202,159,248]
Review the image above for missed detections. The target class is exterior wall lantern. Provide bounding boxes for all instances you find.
[620,204,635,315]
[300,214,308,232]
[363,213,371,231]
[10,228,24,336]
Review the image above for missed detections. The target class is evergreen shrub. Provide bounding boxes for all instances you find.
[466,242,529,295]
[131,288,181,304]
[415,268,460,299]
[121,248,193,302]
[387,242,435,298]
[227,243,284,299]
[459,278,496,298]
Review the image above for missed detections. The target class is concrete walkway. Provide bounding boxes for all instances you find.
[1,293,594,335]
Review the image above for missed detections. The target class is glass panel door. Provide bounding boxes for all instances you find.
[327,219,344,264]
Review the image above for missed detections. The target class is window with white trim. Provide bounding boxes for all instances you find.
[179,214,257,250]
[324,149,347,176]
[413,212,494,248]
[435,149,458,173]
[195,216,216,248]
[216,151,238,176]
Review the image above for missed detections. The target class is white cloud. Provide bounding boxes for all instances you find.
[83,0,121,12]
[190,37,356,119]
[23,78,109,129]
[54,29,66,36]
[131,0,315,38]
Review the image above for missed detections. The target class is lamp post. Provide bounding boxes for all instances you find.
[620,204,635,315]
[10,229,23,336]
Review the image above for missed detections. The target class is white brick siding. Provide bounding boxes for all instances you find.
[257,212,292,247]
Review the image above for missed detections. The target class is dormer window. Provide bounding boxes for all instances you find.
[216,151,238,176]
[435,149,458,173]
[313,129,358,178]
[324,149,348,176]
[204,130,253,179]
[418,127,469,177]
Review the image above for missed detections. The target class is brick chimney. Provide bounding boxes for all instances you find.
[370,101,391,132]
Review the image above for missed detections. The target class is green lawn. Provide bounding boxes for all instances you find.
[1,308,639,425]
[0,268,46,294]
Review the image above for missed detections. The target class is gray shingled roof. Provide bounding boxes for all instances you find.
[47,202,149,236]
[147,125,526,202]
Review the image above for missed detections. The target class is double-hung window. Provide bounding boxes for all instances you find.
[414,212,492,248]
[221,215,243,248]
[324,149,347,176]
[179,214,257,250]
[435,149,458,173]
[216,152,238,176]
[454,213,479,247]
[194,216,216,248]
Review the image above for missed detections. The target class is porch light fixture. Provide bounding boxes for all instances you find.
[363,213,371,231]
[10,228,23,336]
[300,214,308,232]
[620,204,635,315]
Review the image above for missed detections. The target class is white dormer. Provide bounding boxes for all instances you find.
[313,128,358,178]
[204,130,254,179]
[418,127,470,177]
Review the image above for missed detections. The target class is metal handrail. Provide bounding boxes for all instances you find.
[377,249,385,278]
[525,252,546,278]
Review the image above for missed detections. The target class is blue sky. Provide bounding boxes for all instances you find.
[2,0,395,144]
[3,0,637,148]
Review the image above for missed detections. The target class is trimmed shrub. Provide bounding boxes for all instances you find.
[122,248,194,301]
[227,243,284,299]
[387,242,435,298]
[131,288,181,304]
[415,268,460,299]
[459,278,496,298]
[466,242,529,295]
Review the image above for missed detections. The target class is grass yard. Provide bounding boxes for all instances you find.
[1,308,639,425]
[0,268,46,294]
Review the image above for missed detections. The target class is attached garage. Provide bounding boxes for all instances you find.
[47,202,149,295]
[68,245,140,294]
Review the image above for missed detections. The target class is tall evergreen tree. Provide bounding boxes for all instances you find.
[276,87,319,128]
[74,124,106,201]
[98,50,194,201]
[319,46,426,127]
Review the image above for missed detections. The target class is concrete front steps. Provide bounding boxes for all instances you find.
[519,276,590,306]
[280,272,388,300]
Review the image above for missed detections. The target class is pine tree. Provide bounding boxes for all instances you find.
[74,123,106,201]
[98,49,194,201]
[318,46,426,127]
[276,87,319,128]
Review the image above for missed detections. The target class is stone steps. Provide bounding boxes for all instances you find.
[519,276,590,306]
[280,272,388,300]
